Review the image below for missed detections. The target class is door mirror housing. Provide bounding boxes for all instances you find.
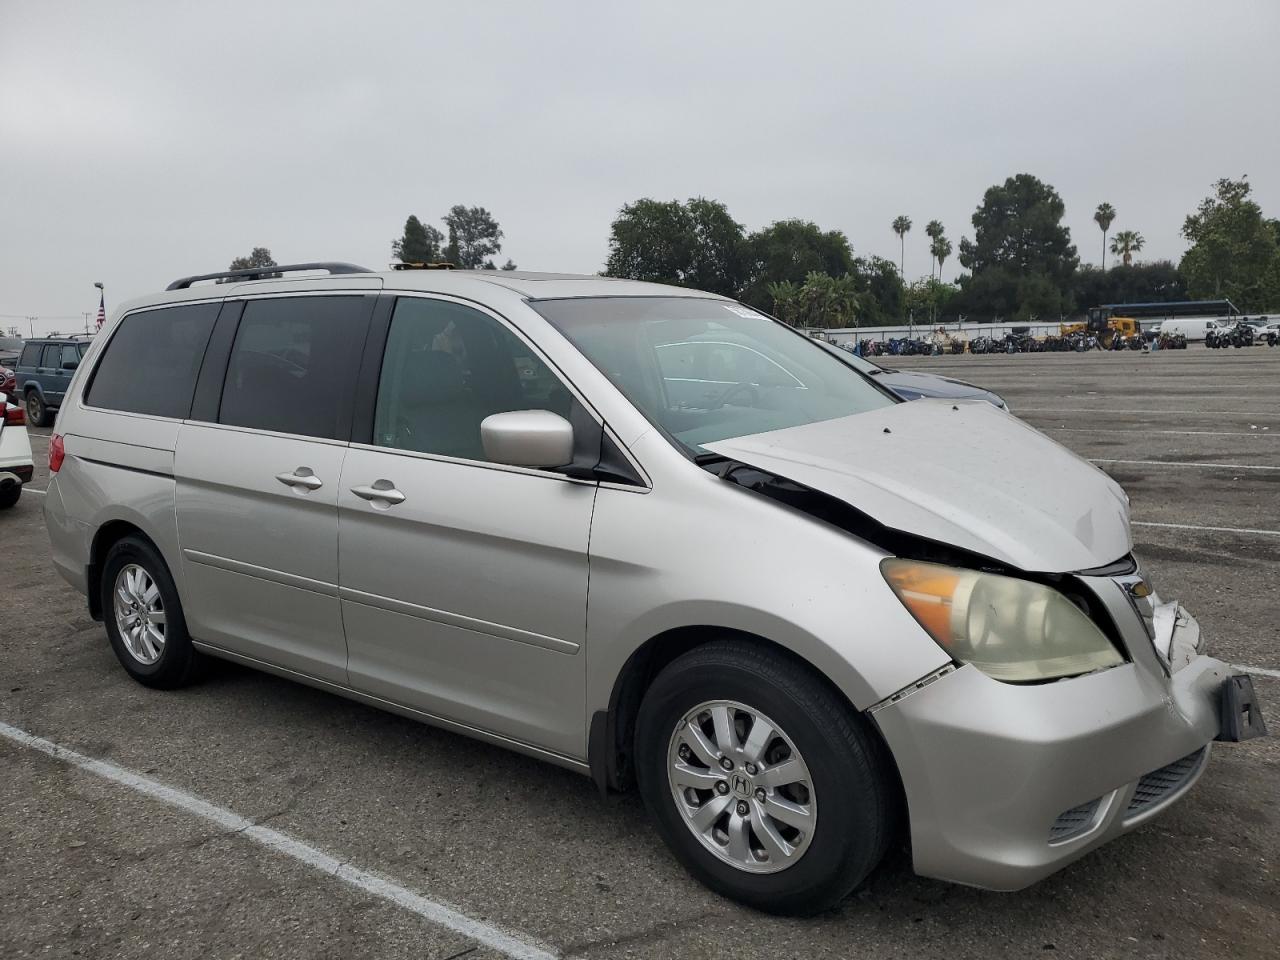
[61,359,79,371]
[480,410,574,469]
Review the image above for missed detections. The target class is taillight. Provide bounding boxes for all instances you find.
[49,433,65,473]
[3,405,23,426]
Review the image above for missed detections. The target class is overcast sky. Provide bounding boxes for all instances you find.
[3,1,1278,336]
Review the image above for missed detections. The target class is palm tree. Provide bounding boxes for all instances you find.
[766,280,800,325]
[922,237,954,323]
[1094,202,1116,269]
[891,216,912,286]
[924,220,944,279]
[931,235,953,281]
[1110,230,1144,267]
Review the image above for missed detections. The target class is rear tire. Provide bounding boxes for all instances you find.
[24,391,49,427]
[0,484,19,509]
[635,639,895,916]
[100,536,204,689]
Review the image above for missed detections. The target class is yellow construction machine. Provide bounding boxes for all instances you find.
[1059,308,1139,348]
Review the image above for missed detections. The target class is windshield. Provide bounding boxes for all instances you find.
[531,297,895,454]
[814,339,883,375]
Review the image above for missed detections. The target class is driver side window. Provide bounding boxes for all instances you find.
[373,298,573,463]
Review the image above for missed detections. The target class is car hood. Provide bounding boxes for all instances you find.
[876,369,1001,404]
[705,399,1131,574]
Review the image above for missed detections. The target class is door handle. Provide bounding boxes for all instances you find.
[350,480,406,505]
[276,469,323,490]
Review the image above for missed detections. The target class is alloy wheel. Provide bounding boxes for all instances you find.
[666,699,817,874]
[113,563,166,665]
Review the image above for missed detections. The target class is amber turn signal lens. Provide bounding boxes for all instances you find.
[880,561,960,648]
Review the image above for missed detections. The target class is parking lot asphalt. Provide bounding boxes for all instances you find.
[3,347,1277,959]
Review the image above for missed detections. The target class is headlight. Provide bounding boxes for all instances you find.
[880,559,1124,682]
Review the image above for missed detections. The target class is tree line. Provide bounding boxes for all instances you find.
[602,175,1280,326]
[226,175,1280,328]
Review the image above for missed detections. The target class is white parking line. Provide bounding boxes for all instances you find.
[0,719,558,960]
[1234,664,1280,680]
[1017,407,1278,417]
[1038,427,1279,438]
[1131,520,1280,537]
[21,487,45,496]
[1090,458,1280,471]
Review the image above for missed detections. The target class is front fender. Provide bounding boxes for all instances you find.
[585,474,951,721]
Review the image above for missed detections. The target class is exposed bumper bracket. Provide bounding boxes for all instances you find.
[1217,674,1268,742]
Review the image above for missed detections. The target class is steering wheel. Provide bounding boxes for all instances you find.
[706,381,759,410]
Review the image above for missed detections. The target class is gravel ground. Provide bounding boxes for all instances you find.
[2,346,1276,959]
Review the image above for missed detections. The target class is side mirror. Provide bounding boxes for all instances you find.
[62,360,79,371]
[480,410,574,468]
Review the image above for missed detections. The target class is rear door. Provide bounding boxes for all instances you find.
[338,294,595,756]
[38,343,66,402]
[175,294,374,684]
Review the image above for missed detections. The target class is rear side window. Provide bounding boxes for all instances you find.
[86,304,219,417]
[218,296,369,440]
[19,343,40,366]
[40,344,60,368]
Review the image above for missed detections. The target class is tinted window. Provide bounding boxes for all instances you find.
[59,344,82,369]
[40,344,60,368]
[19,343,40,366]
[373,297,572,462]
[87,305,218,417]
[219,296,369,440]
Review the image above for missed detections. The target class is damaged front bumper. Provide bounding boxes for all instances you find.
[872,651,1238,890]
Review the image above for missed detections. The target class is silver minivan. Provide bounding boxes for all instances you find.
[44,263,1264,915]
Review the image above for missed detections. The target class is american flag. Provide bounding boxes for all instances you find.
[95,291,106,329]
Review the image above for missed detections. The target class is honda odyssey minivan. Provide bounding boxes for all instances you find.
[43,262,1265,915]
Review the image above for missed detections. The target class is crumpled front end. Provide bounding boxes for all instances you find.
[871,568,1251,890]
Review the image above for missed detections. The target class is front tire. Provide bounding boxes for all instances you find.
[635,640,896,916]
[100,536,203,688]
[24,391,49,427]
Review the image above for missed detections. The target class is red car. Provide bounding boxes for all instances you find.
[0,365,15,401]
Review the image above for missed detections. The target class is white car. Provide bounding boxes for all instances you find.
[0,391,34,509]
[1254,321,1280,344]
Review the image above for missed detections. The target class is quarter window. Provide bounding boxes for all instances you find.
[373,297,572,462]
[86,304,220,418]
[218,296,369,440]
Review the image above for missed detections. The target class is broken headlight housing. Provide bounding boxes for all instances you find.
[880,559,1124,682]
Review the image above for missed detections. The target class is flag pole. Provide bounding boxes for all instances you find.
[93,282,105,330]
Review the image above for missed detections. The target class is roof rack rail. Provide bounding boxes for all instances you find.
[390,261,456,271]
[165,261,372,291]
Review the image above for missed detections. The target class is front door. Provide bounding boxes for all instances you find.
[176,294,374,683]
[339,295,594,757]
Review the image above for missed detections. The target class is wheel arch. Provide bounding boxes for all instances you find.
[86,519,166,620]
[589,625,904,800]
